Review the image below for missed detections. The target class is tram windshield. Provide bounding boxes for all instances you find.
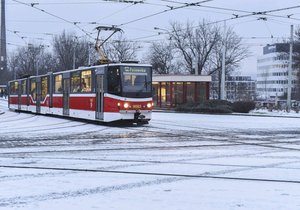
[121,66,152,97]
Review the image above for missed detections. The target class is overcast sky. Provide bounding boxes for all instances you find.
[6,0,300,76]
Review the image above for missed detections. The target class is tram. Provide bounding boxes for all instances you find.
[8,63,153,123]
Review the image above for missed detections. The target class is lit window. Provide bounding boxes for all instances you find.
[30,79,36,101]
[54,75,62,93]
[81,70,92,93]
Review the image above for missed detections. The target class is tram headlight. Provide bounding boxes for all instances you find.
[147,102,152,108]
[123,103,129,109]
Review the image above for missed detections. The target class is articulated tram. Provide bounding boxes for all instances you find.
[8,63,153,123]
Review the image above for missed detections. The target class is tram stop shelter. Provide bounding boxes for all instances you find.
[152,75,211,109]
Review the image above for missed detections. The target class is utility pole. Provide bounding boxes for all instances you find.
[287,25,293,112]
[73,47,76,69]
[195,29,199,75]
[195,53,199,75]
[88,42,93,66]
[72,36,78,69]
[36,60,39,76]
[0,0,7,73]
[220,21,226,100]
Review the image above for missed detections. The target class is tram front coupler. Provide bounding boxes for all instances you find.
[134,110,146,123]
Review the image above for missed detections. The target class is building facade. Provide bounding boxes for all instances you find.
[210,75,256,101]
[152,75,211,108]
[257,43,298,100]
[226,76,256,101]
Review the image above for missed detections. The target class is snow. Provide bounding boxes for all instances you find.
[1,99,300,210]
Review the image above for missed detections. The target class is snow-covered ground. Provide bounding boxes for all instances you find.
[1,99,300,210]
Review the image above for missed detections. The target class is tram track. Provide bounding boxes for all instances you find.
[1,164,300,184]
[1,120,300,154]
[2,153,300,170]
[0,142,243,155]
[1,136,300,154]
[0,122,91,135]
[0,119,76,131]
[133,124,300,152]
[0,113,37,124]
[2,111,300,171]
[1,117,300,207]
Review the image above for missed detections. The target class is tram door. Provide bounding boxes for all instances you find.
[63,78,70,116]
[17,81,21,110]
[95,74,104,120]
[36,78,41,113]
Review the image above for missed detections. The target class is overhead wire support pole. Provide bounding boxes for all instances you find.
[0,0,7,73]
[287,25,293,112]
[220,20,226,100]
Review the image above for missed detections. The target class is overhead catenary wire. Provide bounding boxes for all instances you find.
[152,4,300,40]
[117,0,213,27]
[7,0,300,51]
[7,0,142,5]
[11,0,94,39]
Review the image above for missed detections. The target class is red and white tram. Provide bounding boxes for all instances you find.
[8,63,153,123]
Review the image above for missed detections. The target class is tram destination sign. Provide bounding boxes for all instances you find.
[124,67,147,74]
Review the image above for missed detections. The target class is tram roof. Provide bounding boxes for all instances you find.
[53,63,152,75]
[8,62,152,83]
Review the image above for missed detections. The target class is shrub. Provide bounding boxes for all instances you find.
[175,100,233,114]
[202,100,232,107]
[232,101,256,113]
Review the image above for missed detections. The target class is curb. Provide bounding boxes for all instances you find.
[153,109,300,119]
[232,113,300,119]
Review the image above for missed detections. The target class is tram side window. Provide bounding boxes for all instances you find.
[71,72,81,93]
[54,75,62,93]
[10,81,18,95]
[107,67,121,94]
[41,77,48,101]
[21,80,27,95]
[81,70,92,93]
[30,80,37,101]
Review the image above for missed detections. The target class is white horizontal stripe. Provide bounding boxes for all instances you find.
[69,93,96,97]
[53,94,63,97]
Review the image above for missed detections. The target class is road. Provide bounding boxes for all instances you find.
[1,99,300,210]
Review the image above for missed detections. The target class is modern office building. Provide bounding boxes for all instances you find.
[257,43,299,100]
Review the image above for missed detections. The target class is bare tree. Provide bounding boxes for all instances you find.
[169,20,249,77]
[8,44,55,78]
[210,27,250,99]
[146,41,178,74]
[170,20,221,74]
[103,34,140,62]
[53,31,90,70]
